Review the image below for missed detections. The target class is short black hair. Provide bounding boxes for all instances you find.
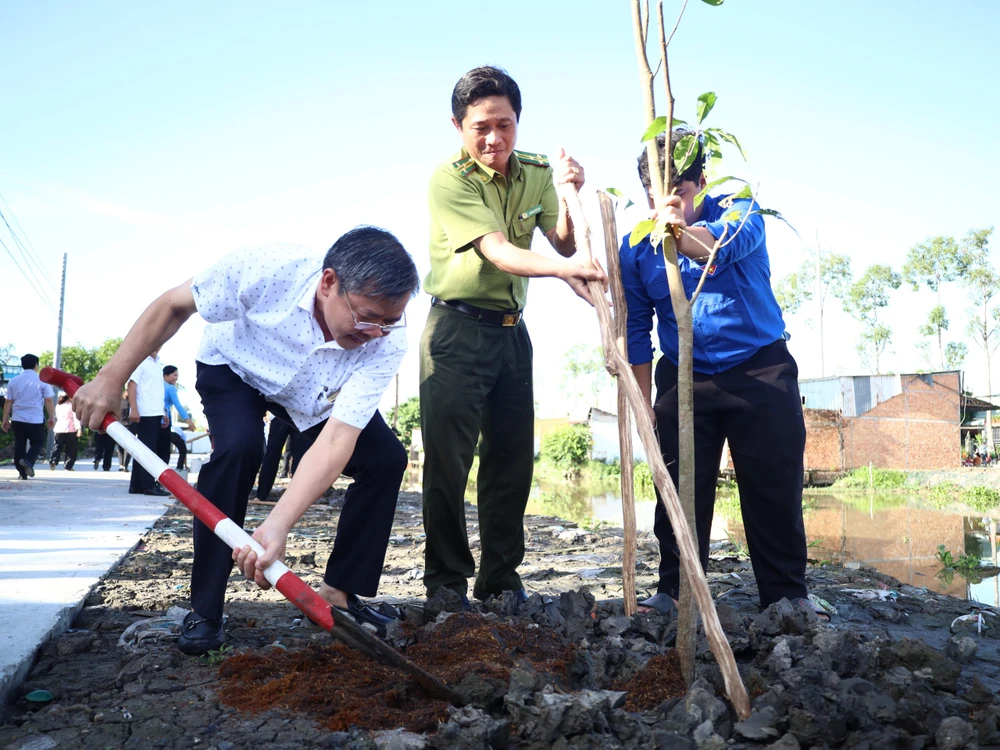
[451,66,522,124]
[21,354,39,370]
[323,226,420,301]
[637,129,704,195]
[58,393,70,405]
[163,365,178,377]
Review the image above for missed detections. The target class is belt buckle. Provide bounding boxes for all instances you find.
[502,313,518,327]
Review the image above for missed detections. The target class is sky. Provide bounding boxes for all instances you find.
[2,0,1000,420]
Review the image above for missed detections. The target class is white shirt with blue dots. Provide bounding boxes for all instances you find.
[190,244,407,431]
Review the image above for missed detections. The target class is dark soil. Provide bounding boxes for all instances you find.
[4,487,1000,749]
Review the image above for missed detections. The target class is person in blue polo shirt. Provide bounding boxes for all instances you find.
[621,130,811,616]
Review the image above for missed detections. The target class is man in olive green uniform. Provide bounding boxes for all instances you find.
[420,66,605,603]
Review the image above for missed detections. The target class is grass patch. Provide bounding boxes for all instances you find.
[833,467,909,491]
[961,486,1000,513]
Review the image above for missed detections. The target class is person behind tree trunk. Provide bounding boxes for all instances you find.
[50,393,82,470]
[619,130,814,618]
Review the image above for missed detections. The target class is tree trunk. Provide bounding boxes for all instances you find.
[599,193,638,616]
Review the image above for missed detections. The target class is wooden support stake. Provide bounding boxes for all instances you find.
[558,183,750,719]
[599,192,637,617]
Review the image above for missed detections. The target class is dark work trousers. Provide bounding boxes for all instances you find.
[191,362,406,621]
[256,418,292,500]
[51,433,79,469]
[652,339,808,609]
[93,431,115,470]
[13,421,47,476]
[129,416,162,493]
[419,305,534,601]
[120,422,139,470]
[155,418,171,464]
[169,431,188,470]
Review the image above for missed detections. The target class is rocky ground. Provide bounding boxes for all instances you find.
[4,485,1000,749]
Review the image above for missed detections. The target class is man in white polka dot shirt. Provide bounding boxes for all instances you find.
[74,227,419,655]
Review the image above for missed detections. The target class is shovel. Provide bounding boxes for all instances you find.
[41,367,461,705]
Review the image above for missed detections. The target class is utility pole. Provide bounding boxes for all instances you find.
[55,253,66,371]
[47,253,67,460]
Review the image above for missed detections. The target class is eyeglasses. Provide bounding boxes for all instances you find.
[344,294,407,333]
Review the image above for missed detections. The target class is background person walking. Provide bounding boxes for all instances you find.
[1,353,56,479]
[49,394,82,470]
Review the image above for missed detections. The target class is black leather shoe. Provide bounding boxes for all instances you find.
[513,588,529,604]
[18,459,34,478]
[177,611,225,655]
[141,486,170,496]
[336,594,399,638]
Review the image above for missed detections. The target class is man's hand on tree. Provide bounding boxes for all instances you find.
[553,147,585,191]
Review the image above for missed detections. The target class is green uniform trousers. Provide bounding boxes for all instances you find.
[419,304,534,600]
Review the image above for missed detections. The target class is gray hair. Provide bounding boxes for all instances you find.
[323,226,419,300]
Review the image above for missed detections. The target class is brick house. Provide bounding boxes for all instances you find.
[798,371,985,471]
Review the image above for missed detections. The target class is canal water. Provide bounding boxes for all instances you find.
[522,480,1000,605]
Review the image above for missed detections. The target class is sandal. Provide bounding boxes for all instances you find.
[637,592,678,617]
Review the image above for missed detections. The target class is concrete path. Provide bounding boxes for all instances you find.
[0,461,174,705]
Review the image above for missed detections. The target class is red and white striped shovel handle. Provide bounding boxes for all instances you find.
[40,367,336,632]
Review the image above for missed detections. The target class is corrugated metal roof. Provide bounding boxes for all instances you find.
[800,374,902,416]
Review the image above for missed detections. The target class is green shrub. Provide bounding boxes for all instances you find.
[715,491,742,520]
[926,482,960,509]
[834,467,908,490]
[540,424,592,470]
[961,486,1000,513]
[589,459,622,480]
[633,460,655,498]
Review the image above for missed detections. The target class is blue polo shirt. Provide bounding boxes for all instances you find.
[620,193,787,374]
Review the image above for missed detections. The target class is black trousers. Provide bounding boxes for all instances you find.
[170,431,188,470]
[652,339,808,608]
[191,362,406,620]
[256,418,310,500]
[51,433,79,468]
[93,431,115,470]
[13,421,47,475]
[129,416,162,492]
[120,422,139,469]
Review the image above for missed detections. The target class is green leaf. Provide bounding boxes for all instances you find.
[706,128,748,162]
[753,208,801,238]
[629,219,656,247]
[701,0,724,5]
[672,133,700,180]
[719,185,754,207]
[625,199,635,209]
[605,187,624,198]
[641,117,667,142]
[672,117,688,127]
[693,175,747,209]
[696,92,717,124]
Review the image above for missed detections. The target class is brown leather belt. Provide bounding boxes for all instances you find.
[431,298,523,326]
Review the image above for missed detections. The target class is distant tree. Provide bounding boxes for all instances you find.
[39,337,123,383]
[385,395,420,449]
[562,344,610,412]
[843,264,902,374]
[772,244,851,376]
[902,236,964,370]
[962,227,999,449]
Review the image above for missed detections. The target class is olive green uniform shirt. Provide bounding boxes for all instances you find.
[425,148,559,311]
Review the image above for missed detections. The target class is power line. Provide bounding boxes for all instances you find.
[0,191,59,297]
[0,234,57,316]
[0,207,55,308]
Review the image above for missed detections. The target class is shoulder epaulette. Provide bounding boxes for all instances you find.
[514,150,550,168]
[451,156,478,177]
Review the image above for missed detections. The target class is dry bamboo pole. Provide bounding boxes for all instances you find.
[599,193,637,617]
[558,183,750,720]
